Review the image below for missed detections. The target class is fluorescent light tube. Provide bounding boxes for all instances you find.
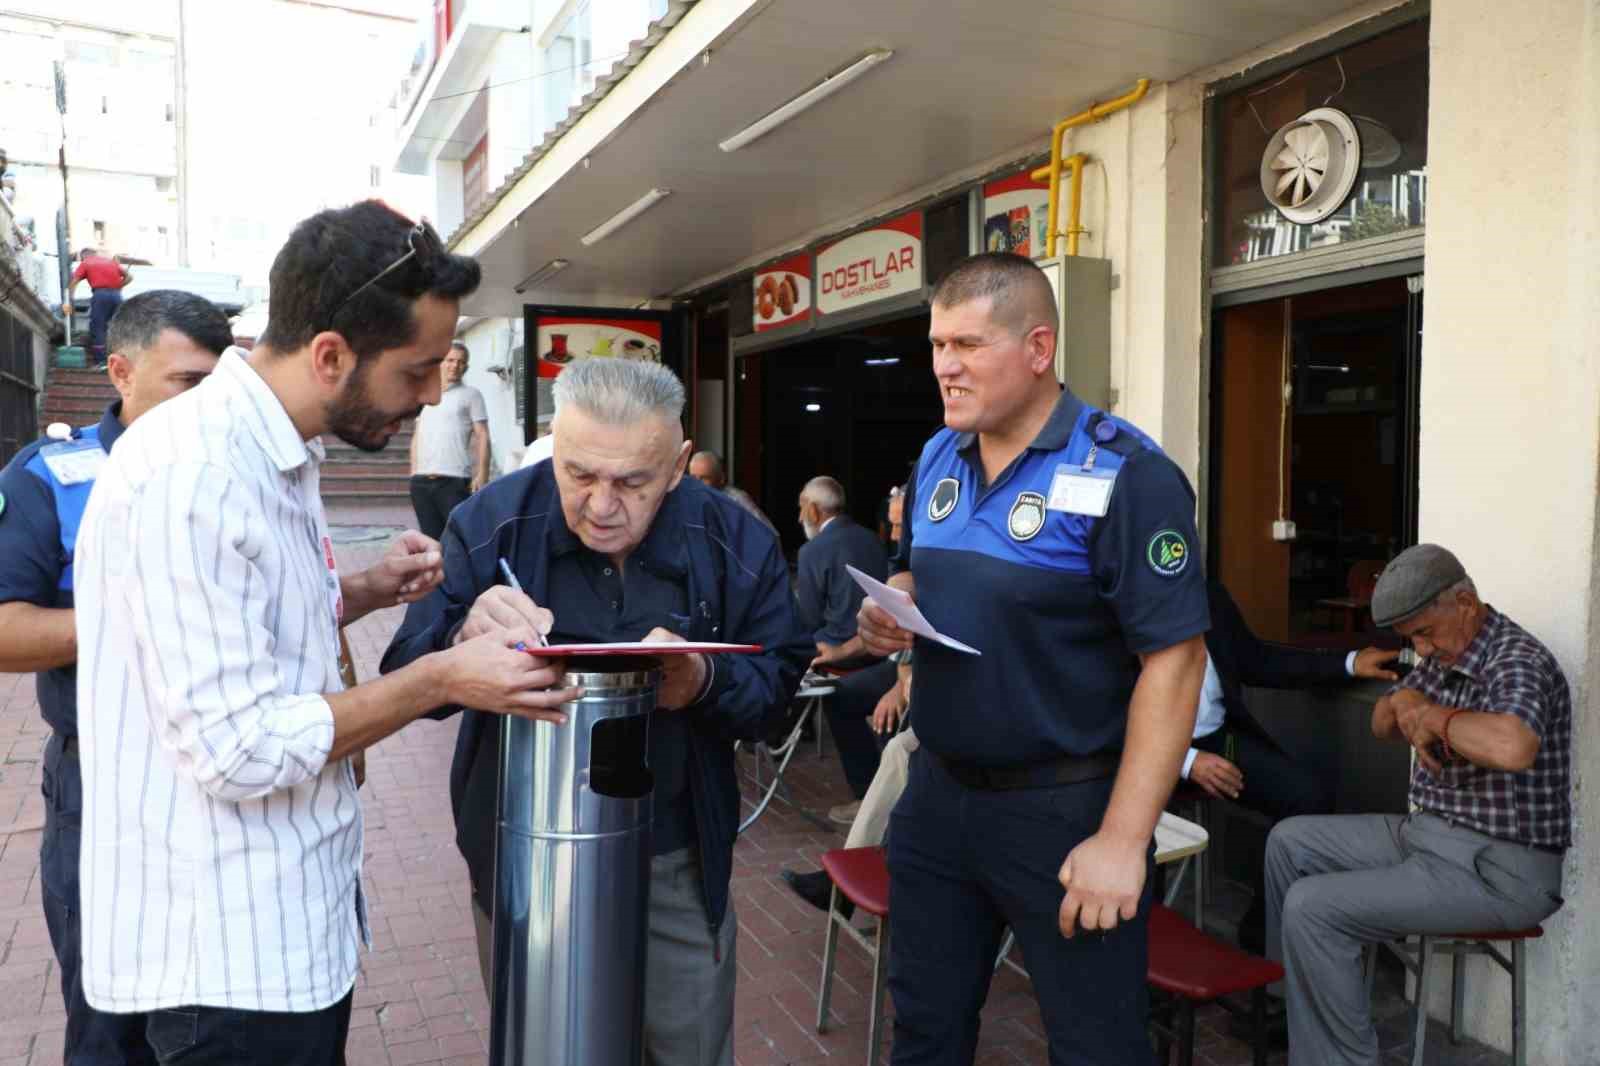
[513,258,569,294]
[580,188,672,247]
[719,49,894,153]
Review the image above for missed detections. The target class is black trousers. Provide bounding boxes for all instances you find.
[42,734,154,1065]
[409,475,471,542]
[1192,726,1335,904]
[888,751,1155,1065]
[144,993,353,1065]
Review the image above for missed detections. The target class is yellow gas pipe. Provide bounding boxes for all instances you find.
[1030,79,1151,257]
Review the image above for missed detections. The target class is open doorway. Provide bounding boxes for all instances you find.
[734,311,941,559]
[1209,275,1422,645]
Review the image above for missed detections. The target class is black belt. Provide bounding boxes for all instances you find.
[932,750,1120,791]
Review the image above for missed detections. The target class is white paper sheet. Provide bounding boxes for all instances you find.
[846,565,981,656]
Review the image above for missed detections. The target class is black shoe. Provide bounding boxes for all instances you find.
[781,868,852,919]
[1237,896,1266,955]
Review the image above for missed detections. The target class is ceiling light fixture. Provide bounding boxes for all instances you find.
[718,49,894,153]
[513,258,569,294]
[864,357,901,366]
[580,188,672,247]
[804,403,822,412]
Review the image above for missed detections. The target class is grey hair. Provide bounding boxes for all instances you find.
[802,476,846,515]
[1434,576,1478,607]
[691,450,726,474]
[551,357,686,425]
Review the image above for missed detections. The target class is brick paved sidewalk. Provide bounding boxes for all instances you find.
[0,527,1511,1065]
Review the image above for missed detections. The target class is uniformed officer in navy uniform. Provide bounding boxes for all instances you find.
[0,291,231,1064]
[859,253,1209,1064]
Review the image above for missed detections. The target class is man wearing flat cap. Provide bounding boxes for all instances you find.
[1262,544,1569,1064]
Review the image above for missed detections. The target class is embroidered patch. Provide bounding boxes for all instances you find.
[928,477,960,522]
[1147,529,1190,577]
[1008,492,1046,541]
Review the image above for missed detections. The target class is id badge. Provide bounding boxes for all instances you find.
[39,440,106,486]
[1047,463,1117,517]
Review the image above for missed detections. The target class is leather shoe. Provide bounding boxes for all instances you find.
[781,868,852,920]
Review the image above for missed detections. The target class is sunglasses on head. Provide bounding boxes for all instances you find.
[331,221,443,322]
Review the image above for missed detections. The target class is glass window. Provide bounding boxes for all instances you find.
[1214,19,1429,267]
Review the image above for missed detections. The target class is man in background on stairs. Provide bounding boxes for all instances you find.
[64,247,133,367]
[0,290,230,1065]
[409,339,489,539]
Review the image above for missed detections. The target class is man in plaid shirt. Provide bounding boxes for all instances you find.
[1264,544,1568,1065]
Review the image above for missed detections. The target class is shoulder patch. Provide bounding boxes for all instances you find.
[1146,529,1190,577]
[1008,492,1046,541]
[928,477,960,522]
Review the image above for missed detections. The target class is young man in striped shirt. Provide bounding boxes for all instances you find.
[70,202,584,1065]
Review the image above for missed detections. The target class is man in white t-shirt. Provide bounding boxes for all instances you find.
[409,340,489,539]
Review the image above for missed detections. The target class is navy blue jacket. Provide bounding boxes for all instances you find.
[795,515,889,646]
[380,465,810,935]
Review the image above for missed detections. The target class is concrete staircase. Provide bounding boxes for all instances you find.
[39,365,416,522]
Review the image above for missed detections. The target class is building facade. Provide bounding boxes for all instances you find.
[398,1,1600,1058]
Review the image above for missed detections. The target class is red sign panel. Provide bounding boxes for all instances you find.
[533,315,663,380]
[814,211,923,316]
[753,252,811,332]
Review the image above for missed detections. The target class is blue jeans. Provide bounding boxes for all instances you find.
[87,290,121,363]
[42,733,156,1065]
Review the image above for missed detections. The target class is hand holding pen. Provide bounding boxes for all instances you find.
[452,557,555,647]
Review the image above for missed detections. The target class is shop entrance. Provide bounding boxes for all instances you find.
[734,311,941,558]
[1209,275,1423,646]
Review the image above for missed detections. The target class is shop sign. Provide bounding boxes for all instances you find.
[982,169,1052,258]
[753,253,811,332]
[531,315,662,380]
[814,211,923,316]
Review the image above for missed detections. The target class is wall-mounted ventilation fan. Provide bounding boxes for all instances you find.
[1259,107,1362,224]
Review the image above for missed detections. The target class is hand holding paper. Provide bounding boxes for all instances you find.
[847,565,981,656]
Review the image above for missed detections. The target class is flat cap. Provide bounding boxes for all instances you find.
[1371,544,1468,628]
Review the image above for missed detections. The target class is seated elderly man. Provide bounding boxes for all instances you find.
[1265,544,1568,1065]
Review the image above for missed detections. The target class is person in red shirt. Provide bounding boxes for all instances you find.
[65,247,132,366]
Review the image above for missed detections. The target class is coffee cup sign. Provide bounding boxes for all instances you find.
[535,317,664,379]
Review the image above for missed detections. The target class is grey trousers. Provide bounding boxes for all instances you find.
[473,847,737,1066]
[1265,812,1563,1065]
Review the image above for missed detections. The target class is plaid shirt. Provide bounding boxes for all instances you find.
[1396,607,1571,848]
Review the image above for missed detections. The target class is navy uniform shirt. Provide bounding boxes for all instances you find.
[896,388,1208,767]
[0,404,127,737]
[544,520,695,855]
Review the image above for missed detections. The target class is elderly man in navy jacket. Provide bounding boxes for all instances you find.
[382,357,810,1066]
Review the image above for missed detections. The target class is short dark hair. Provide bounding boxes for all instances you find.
[258,200,481,361]
[450,340,469,355]
[931,252,1057,335]
[107,290,233,358]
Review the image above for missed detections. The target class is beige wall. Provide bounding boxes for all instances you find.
[1419,0,1600,1060]
[1082,0,1599,1056]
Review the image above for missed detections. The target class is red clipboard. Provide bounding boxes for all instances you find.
[520,641,763,657]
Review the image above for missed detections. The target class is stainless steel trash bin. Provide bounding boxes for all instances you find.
[489,656,660,1066]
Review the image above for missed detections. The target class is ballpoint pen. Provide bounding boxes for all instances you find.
[498,557,549,650]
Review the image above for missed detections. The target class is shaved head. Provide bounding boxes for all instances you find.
[930,252,1057,337]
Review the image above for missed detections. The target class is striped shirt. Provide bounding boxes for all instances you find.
[1397,606,1572,849]
[73,348,364,1014]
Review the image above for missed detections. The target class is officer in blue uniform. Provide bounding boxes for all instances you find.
[859,254,1209,1065]
[0,291,231,1065]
